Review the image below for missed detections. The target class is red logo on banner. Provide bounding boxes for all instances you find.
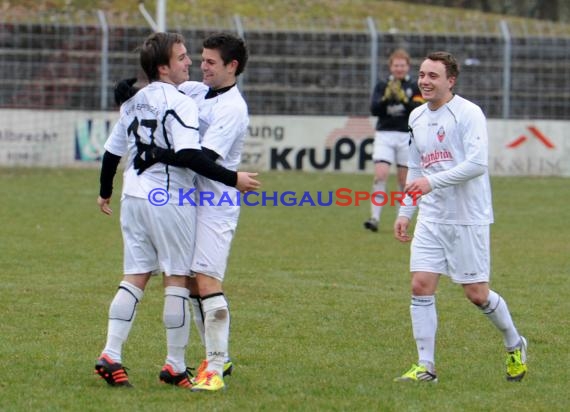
[506,126,555,149]
[325,117,375,147]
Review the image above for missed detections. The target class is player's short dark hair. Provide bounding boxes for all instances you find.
[140,32,186,82]
[426,51,460,79]
[203,32,248,76]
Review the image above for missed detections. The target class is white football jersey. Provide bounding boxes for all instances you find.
[179,81,249,218]
[104,82,201,204]
[407,95,494,225]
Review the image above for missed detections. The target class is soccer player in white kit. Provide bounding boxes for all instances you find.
[393,51,527,382]
[181,33,249,392]
[134,32,250,391]
[94,32,259,389]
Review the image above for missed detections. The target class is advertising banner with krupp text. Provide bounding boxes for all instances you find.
[0,110,568,177]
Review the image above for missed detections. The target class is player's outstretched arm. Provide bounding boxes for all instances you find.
[134,143,261,191]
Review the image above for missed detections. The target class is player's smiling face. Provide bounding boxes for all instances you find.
[160,42,191,85]
[418,59,455,110]
[201,48,236,90]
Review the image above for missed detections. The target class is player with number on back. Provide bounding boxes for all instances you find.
[94,31,259,389]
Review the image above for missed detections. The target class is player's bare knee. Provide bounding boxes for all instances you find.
[463,283,489,307]
[411,280,430,295]
[468,293,487,307]
[411,272,438,295]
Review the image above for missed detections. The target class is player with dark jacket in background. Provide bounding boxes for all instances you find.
[364,49,424,233]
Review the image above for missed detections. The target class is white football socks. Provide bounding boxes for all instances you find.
[371,181,387,221]
[189,295,205,346]
[411,295,437,372]
[103,280,144,363]
[480,290,521,349]
[202,293,230,376]
[163,286,191,373]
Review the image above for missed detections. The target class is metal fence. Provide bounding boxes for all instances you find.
[1,11,569,119]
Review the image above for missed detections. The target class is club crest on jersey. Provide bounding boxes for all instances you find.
[436,126,445,142]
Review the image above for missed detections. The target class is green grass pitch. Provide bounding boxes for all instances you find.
[1,168,569,411]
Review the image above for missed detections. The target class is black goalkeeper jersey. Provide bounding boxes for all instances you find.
[370,75,424,133]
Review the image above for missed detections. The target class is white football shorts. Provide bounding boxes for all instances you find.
[120,195,196,276]
[372,130,410,167]
[410,220,490,284]
[191,216,238,281]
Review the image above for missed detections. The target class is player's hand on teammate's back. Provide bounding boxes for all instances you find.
[236,172,261,193]
[114,77,139,106]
